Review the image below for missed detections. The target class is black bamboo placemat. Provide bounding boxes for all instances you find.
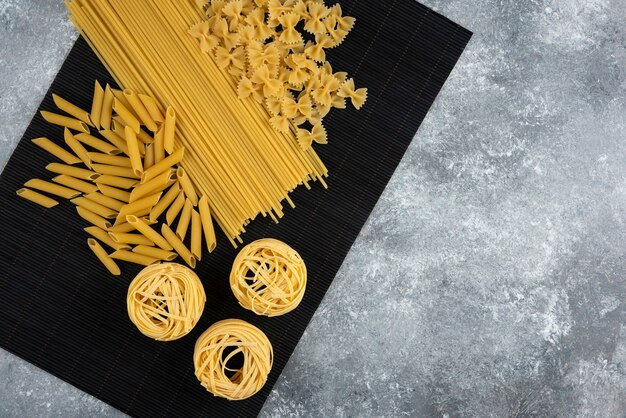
[0,1,471,416]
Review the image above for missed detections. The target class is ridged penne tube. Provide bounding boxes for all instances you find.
[125,126,143,177]
[199,196,217,253]
[191,209,202,260]
[84,226,130,250]
[108,232,154,246]
[88,152,131,167]
[24,179,80,199]
[91,164,139,179]
[76,206,112,230]
[40,111,89,133]
[124,89,157,132]
[94,175,138,189]
[110,250,158,266]
[31,137,81,165]
[75,133,121,155]
[176,167,198,206]
[138,94,164,124]
[46,163,100,180]
[63,128,91,167]
[16,188,58,208]
[161,224,196,268]
[116,192,163,224]
[176,199,193,240]
[71,197,118,219]
[53,175,98,194]
[140,147,184,184]
[52,94,92,127]
[132,245,177,261]
[166,191,186,225]
[130,169,175,203]
[163,106,176,154]
[97,184,131,202]
[149,182,180,222]
[113,98,140,134]
[100,85,114,130]
[87,239,121,275]
[126,215,173,250]
[99,130,130,155]
[144,143,155,170]
[111,89,138,118]
[85,192,125,211]
[153,128,164,164]
[90,81,104,129]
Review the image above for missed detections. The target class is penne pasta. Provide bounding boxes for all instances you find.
[199,195,217,253]
[111,88,138,118]
[76,206,112,230]
[84,192,125,211]
[149,182,180,222]
[94,174,138,189]
[24,179,81,199]
[125,125,143,177]
[176,199,193,240]
[87,238,121,275]
[113,98,140,134]
[116,191,162,224]
[130,169,175,203]
[126,215,173,251]
[191,209,202,260]
[90,81,104,129]
[100,85,115,130]
[153,128,165,164]
[137,128,153,145]
[75,133,121,155]
[124,89,157,132]
[84,226,130,250]
[52,94,92,127]
[132,245,177,261]
[99,130,130,155]
[166,191,186,225]
[91,164,139,179]
[16,188,58,208]
[163,106,176,154]
[88,152,131,167]
[40,111,90,133]
[46,163,100,180]
[144,143,155,170]
[110,250,158,266]
[64,127,91,167]
[161,223,196,268]
[140,147,184,183]
[108,232,154,246]
[110,118,127,141]
[31,137,81,165]
[138,93,164,124]
[176,167,198,206]
[97,184,131,202]
[53,175,98,194]
[71,197,118,218]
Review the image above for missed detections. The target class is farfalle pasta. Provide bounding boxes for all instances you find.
[191,0,368,150]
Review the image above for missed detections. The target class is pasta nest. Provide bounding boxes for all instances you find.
[230,238,306,316]
[127,263,206,341]
[194,319,273,400]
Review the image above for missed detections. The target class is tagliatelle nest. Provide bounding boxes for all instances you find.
[190,0,368,150]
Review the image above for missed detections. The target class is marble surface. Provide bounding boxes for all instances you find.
[2,0,626,416]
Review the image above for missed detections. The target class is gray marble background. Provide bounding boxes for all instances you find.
[1,0,625,416]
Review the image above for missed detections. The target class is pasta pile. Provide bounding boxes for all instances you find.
[17,84,218,275]
[194,319,273,400]
[230,238,306,316]
[128,263,206,341]
[66,0,330,245]
[190,0,368,150]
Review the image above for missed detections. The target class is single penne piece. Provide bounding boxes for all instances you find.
[111,118,126,139]
[149,182,181,222]
[94,175,138,189]
[153,127,165,163]
[40,111,89,133]
[137,128,153,145]
[111,88,138,118]
[90,81,105,129]
[91,164,139,179]
[108,218,156,232]
[100,85,114,130]
[198,195,217,252]
[144,143,155,170]
[132,245,177,261]
[16,188,58,208]
[46,163,100,180]
[163,106,176,154]
[53,175,98,194]
[71,197,118,218]
[97,183,131,202]
[52,94,92,127]
[191,209,202,260]
[31,137,81,165]
[99,130,130,155]
[132,207,152,218]
[76,206,112,230]
[125,125,143,177]
[124,89,157,132]
[24,178,81,199]
[116,191,163,224]
[176,199,193,240]
[75,133,121,155]
[138,94,164,124]
[63,127,91,167]
[88,152,131,167]
[126,215,172,250]
[166,191,186,225]
[87,239,121,275]
[129,169,175,202]
[113,98,140,134]
[84,192,125,211]
[140,147,184,183]
[110,250,158,266]
[108,232,154,246]
[161,223,196,268]
[84,226,130,250]
[176,167,198,206]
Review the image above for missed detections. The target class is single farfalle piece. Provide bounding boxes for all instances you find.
[337,78,368,109]
[251,64,282,97]
[268,0,292,21]
[237,24,257,44]
[324,15,349,47]
[304,35,333,62]
[328,3,356,32]
[269,114,291,133]
[241,0,256,14]
[248,41,280,68]
[223,0,246,31]
[215,45,246,69]
[330,91,346,109]
[282,93,312,118]
[278,12,303,44]
[212,17,241,50]
[237,75,264,102]
[297,122,327,150]
[265,96,283,116]
[304,1,331,34]
[291,0,308,17]
[189,21,221,53]
[245,8,273,40]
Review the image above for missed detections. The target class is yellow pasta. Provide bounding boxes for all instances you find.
[149,182,181,222]
[132,245,177,261]
[88,152,131,167]
[163,107,176,154]
[109,232,154,246]
[94,174,138,189]
[91,164,139,179]
[116,191,163,223]
[90,81,105,128]
[144,143,155,170]
[76,206,112,230]
[46,163,100,180]
[126,215,173,250]
[176,167,198,206]
[75,133,121,155]
[31,137,81,165]
[52,93,93,127]
[40,111,89,133]
[84,226,130,250]
[137,127,154,145]
[16,188,58,208]
[84,192,125,211]
[87,238,121,275]
[24,179,80,199]
[198,195,217,252]
[71,197,118,219]
[166,191,186,225]
[97,184,131,202]
[124,89,158,132]
[176,198,193,240]
[138,93,164,124]
[125,125,143,177]
[53,175,98,194]
[100,84,115,130]
[130,169,175,203]
[64,127,91,167]
[110,250,158,266]
[111,88,138,118]
[191,209,202,260]
[140,147,184,184]
[113,98,140,134]
[161,223,195,268]
[153,127,165,164]
[99,130,130,155]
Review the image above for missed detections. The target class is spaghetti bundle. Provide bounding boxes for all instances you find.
[66,0,329,245]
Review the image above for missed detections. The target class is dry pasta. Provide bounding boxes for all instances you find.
[161,223,196,268]
[88,152,132,167]
[109,232,154,246]
[24,179,80,199]
[166,191,186,225]
[132,245,177,261]
[71,197,118,218]
[176,199,193,240]
[84,192,125,211]
[31,137,82,165]
[150,182,181,221]
[64,128,91,167]
[40,111,89,133]
[126,215,173,250]
[100,85,115,130]
[124,89,158,132]
[84,226,130,251]
[191,209,202,260]
[52,94,93,127]
[16,188,58,208]
[76,206,112,230]
[90,81,105,128]
[176,167,198,206]
[91,164,139,179]
[110,250,158,266]
[52,175,98,194]
[75,133,121,155]
[87,238,121,275]
[97,184,131,202]
[198,195,216,252]
[46,163,99,180]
